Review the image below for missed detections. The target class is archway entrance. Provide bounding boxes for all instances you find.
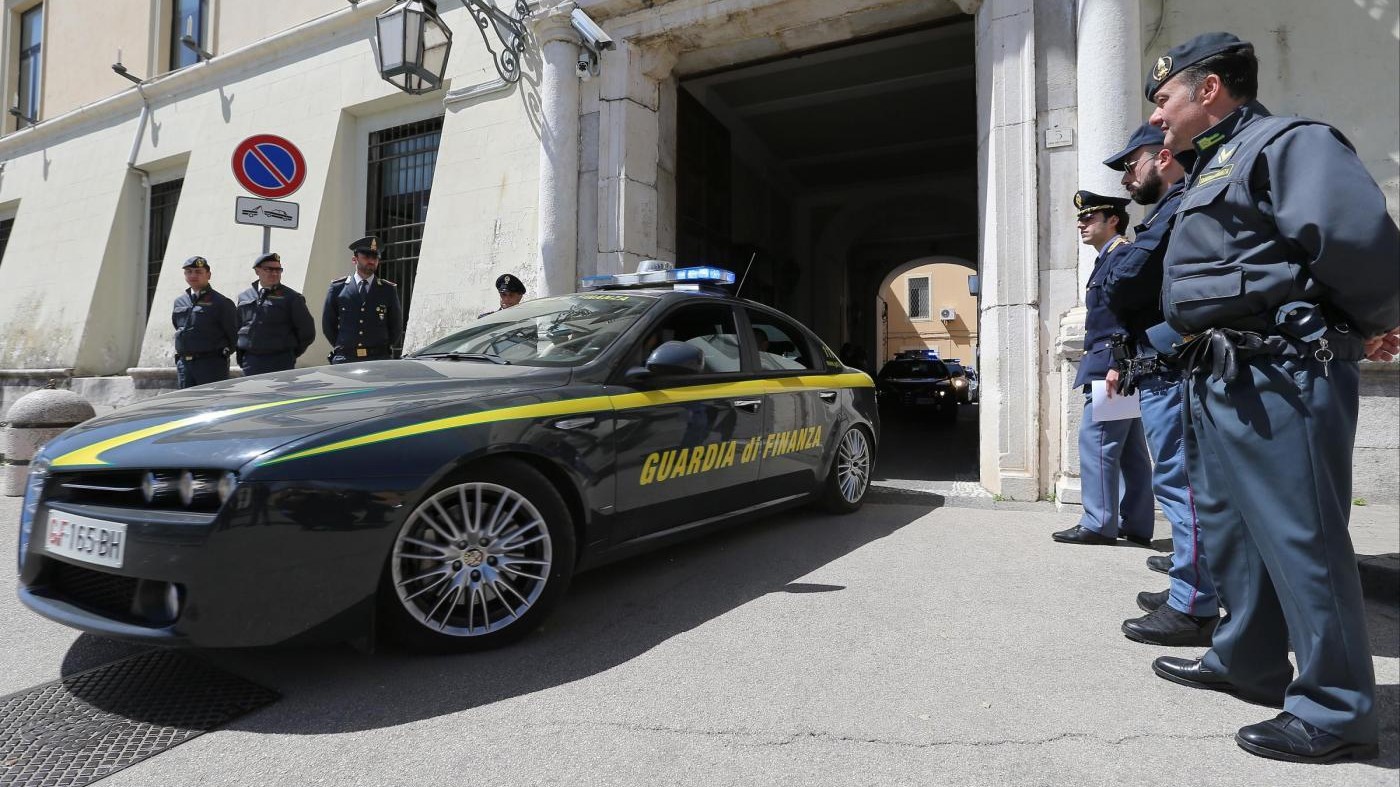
[672,20,981,490]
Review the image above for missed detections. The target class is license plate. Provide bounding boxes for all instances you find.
[44,511,127,569]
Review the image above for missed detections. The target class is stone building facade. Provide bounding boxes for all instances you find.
[1,0,1396,500]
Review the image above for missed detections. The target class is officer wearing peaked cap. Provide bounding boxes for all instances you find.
[324,236,402,363]
[1144,32,1399,763]
[235,251,316,376]
[479,273,527,318]
[172,255,238,389]
[1052,190,1156,550]
[1099,122,1220,648]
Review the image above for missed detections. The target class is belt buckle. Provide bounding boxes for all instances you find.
[356,347,368,358]
[182,354,194,361]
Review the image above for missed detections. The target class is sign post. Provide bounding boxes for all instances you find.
[231,134,307,253]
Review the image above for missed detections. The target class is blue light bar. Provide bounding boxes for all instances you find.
[580,265,737,290]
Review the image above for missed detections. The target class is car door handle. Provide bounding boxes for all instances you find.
[819,390,838,403]
[733,399,762,412]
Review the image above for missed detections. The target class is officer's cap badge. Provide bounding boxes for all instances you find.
[1073,192,1083,209]
[1152,55,1172,82]
[370,238,378,252]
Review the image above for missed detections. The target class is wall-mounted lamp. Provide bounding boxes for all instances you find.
[112,50,145,84]
[373,0,454,94]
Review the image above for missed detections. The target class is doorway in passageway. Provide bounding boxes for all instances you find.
[674,20,981,493]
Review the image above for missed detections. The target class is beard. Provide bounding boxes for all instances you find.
[1131,167,1164,205]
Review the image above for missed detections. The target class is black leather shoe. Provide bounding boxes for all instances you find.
[1236,713,1379,763]
[1051,525,1115,545]
[1146,554,1172,574]
[1136,589,1169,613]
[1151,657,1284,707]
[1123,605,1217,646]
[1122,532,1153,547]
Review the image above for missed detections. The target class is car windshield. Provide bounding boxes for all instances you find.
[879,360,949,379]
[946,363,965,376]
[412,293,657,367]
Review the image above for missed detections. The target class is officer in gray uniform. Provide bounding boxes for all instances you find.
[1100,123,1219,647]
[324,236,402,363]
[1050,190,1155,548]
[478,273,527,318]
[235,252,316,375]
[1144,32,1400,764]
[172,255,237,389]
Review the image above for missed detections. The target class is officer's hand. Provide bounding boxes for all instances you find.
[1105,368,1121,398]
[1364,328,1400,363]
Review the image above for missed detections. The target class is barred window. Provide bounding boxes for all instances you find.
[366,116,444,347]
[907,277,930,319]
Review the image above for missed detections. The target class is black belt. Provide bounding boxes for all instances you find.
[345,346,389,358]
[176,351,225,361]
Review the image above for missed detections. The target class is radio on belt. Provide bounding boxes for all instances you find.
[581,260,737,291]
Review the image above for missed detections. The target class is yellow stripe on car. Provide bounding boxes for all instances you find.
[50,391,366,468]
[264,372,873,467]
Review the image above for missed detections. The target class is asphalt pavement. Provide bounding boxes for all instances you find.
[1,492,1397,786]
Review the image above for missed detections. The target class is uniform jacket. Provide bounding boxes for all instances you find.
[1074,235,1133,388]
[322,275,403,352]
[172,287,238,356]
[1162,102,1400,348]
[1103,181,1186,344]
[235,283,316,356]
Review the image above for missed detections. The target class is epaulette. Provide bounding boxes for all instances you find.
[380,278,397,287]
[330,276,349,285]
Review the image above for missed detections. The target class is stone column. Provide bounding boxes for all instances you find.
[532,3,582,297]
[1074,0,1141,287]
[975,0,1040,500]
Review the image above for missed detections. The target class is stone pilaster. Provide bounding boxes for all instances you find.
[531,2,583,296]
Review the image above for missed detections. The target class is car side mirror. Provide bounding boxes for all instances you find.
[644,340,704,376]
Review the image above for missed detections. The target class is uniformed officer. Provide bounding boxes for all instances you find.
[171,255,237,389]
[1099,123,1219,647]
[1145,33,1399,763]
[1051,190,1155,548]
[323,236,402,363]
[235,252,316,375]
[479,273,527,318]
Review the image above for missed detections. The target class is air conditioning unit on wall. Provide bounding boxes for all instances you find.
[938,307,957,321]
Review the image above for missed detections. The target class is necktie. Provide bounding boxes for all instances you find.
[358,280,369,297]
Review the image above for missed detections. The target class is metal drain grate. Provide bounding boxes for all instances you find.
[0,650,278,786]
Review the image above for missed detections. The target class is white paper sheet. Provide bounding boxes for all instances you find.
[1091,379,1141,422]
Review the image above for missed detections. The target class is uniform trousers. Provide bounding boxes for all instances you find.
[1187,354,1374,743]
[240,350,297,376]
[1077,390,1155,540]
[175,355,230,389]
[1136,372,1217,616]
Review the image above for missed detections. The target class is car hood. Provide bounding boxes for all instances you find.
[41,360,571,472]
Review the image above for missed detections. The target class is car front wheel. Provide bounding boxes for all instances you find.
[820,425,874,513]
[381,459,575,652]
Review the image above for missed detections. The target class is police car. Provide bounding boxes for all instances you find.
[17,263,878,651]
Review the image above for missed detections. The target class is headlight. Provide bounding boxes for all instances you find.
[217,472,238,504]
[142,471,177,504]
[18,457,50,571]
[953,378,966,387]
[177,470,213,507]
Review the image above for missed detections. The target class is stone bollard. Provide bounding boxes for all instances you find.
[3,385,96,496]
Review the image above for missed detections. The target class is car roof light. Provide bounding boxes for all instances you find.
[580,263,736,291]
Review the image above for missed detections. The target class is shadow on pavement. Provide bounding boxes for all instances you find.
[64,505,926,735]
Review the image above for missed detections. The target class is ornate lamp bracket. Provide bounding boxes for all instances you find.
[462,0,532,83]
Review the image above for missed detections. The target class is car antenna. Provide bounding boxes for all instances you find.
[734,251,758,298]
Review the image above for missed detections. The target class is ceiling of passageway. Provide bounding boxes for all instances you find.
[682,22,976,191]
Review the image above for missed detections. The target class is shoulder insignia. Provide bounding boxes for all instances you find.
[330,276,348,285]
[380,278,397,287]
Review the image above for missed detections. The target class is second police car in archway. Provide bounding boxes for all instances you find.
[18,263,878,651]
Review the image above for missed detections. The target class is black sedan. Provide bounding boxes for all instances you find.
[18,268,878,652]
[875,358,960,422]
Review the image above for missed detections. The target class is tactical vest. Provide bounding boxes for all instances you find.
[1162,114,1342,335]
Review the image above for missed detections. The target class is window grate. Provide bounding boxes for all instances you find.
[908,276,930,319]
[147,180,185,317]
[366,116,444,349]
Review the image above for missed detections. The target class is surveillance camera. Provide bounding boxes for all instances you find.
[576,56,594,80]
[570,8,615,53]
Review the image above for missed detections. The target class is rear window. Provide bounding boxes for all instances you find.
[879,360,949,379]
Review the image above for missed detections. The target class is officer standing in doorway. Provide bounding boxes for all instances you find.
[324,236,402,363]
[172,255,237,389]
[479,274,527,318]
[235,252,316,375]
[1051,190,1155,548]
[1145,32,1399,763]
[1099,122,1219,647]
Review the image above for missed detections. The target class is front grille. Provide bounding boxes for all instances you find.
[48,470,226,512]
[47,561,141,621]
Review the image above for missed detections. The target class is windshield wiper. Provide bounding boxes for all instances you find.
[413,352,511,364]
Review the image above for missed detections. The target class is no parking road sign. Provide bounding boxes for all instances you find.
[231,134,306,198]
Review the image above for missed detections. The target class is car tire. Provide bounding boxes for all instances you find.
[379,458,576,653]
[819,424,874,514]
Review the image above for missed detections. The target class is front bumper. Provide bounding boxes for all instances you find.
[17,478,423,647]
